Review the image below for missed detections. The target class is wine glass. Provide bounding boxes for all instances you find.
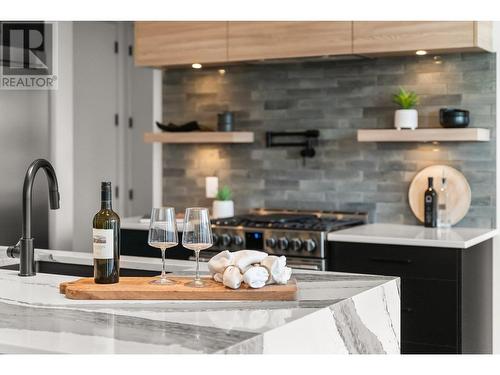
[148,207,178,285]
[182,207,213,288]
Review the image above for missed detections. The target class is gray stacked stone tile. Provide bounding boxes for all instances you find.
[162,52,496,228]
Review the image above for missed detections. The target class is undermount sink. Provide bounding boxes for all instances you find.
[0,261,161,278]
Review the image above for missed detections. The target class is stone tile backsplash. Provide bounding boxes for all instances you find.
[162,52,496,227]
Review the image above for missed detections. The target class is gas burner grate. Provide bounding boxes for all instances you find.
[213,213,365,232]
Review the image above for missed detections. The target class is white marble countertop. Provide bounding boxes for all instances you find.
[0,247,399,354]
[328,223,498,249]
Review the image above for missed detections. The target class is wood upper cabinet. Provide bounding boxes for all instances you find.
[134,21,494,67]
[134,22,227,67]
[227,22,352,61]
[353,21,493,55]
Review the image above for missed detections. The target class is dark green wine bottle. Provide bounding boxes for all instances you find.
[92,181,120,284]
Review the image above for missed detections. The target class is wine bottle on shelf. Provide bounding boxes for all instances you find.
[92,181,120,284]
[437,177,450,228]
[424,177,437,228]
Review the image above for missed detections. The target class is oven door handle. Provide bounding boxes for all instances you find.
[189,255,212,262]
[285,262,322,271]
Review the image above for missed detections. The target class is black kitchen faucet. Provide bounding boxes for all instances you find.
[7,159,60,276]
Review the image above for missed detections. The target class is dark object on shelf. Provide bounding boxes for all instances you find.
[424,177,437,228]
[266,130,320,164]
[217,111,234,131]
[439,108,470,128]
[156,121,201,132]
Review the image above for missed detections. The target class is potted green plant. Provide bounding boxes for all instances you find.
[393,87,420,130]
[212,185,234,219]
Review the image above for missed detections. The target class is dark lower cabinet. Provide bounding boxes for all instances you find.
[328,240,493,354]
[402,341,457,354]
[402,279,458,348]
[121,229,190,260]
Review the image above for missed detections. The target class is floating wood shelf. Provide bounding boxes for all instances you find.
[144,131,255,144]
[357,128,490,143]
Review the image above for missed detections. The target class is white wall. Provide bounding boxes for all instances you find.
[49,21,74,250]
[50,21,156,251]
[493,21,500,354]
[124,22,155,217]
[0,89,50,247]
[73,21,120,252]
[152,69,163,208]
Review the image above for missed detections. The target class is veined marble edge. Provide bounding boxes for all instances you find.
[221,278,400,354]
[328,229,498,249]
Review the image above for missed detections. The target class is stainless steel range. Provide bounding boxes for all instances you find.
[204,209,367,271]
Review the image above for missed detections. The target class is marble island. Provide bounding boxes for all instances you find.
[0,248,400,354]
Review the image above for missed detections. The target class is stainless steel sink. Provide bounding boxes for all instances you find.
[0,261,160,278]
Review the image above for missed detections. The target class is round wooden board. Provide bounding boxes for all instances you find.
[408,165,471,225]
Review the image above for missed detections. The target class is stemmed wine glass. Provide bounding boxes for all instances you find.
[182,207,213,288]
[148,207,178,285]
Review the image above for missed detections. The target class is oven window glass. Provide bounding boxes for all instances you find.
[245,232,263,250]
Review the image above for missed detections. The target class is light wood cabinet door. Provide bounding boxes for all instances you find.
[353,21,493,55]
[228,21,352,61]
[134,22,227,67]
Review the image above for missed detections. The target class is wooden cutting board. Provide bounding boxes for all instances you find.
[408,165,471,225]
[59,276,298,301]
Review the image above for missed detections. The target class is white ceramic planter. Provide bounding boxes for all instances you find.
[212,200,234,219]
[394,109,418,130]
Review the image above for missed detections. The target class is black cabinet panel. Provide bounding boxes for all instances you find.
[121,229,190,260]
[329,240,493,354]
[329,241,462,354]
[330,242,458,280]
[402,278,459,348]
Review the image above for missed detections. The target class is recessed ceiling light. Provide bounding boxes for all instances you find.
[218,68,226,75]
[192,63,202,69]
[416,50,427,56]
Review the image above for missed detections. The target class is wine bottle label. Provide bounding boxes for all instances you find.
[93,228,114,259]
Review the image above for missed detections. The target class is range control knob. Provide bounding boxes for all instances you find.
[304,239,317,252]
[212,233,219,245]
[290,238,302,251]
[233,235,243,246]
[265,237,277,248]
[278,237,289,251]
[221,234,231,247]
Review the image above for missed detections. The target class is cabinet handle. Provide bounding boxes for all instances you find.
[369,257,412,264]
[402,307,414,313]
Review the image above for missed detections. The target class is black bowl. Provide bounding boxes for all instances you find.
[439,108,470,128]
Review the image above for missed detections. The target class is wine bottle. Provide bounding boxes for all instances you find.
[92,181,120,283]
[437,177,450,228]
[424,177,437,228]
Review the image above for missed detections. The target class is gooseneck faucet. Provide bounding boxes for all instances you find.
[7,159,60,276]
